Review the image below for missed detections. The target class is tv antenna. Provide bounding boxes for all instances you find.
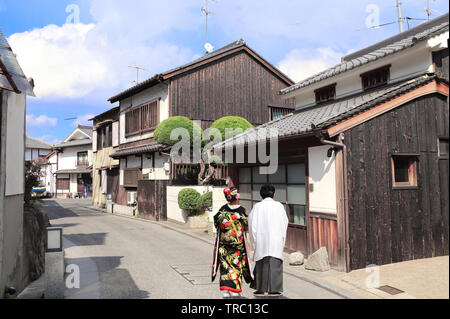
[367,1,429,32]
[201,0,218,53]
[128,65,147,85]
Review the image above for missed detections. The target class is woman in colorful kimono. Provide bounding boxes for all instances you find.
[212,187,253,297]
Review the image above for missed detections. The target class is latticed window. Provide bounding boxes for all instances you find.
[315,84,336,104]
[361,65,390,90]
[125,100,159,137]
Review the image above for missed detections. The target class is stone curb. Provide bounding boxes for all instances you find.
[87,205,361,299]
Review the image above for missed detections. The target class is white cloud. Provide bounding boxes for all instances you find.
[72,114,96,127]
[277,48,344,83]
[6,0,201,100]
[26,114,58,128]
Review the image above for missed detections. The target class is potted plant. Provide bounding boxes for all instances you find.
[178,188,210,228]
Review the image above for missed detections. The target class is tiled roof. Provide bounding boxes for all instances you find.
[215,74,442,149]
[110,141,166,159]
[280,13,449,96]
[78,125,93,138]
[54,139,92,148]
[0,28,35,96]
[26,136,53,149]
[55,168,92,175]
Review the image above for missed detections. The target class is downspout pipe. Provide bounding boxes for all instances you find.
[319,133,350,272]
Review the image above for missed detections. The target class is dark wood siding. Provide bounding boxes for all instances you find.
[137,180,169,221]
[346,93,449,270]
[169,51,295,126]
[433,48,449,81]
[107,168,120,203]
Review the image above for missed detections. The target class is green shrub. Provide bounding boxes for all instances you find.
[178,188,201,214]
[154,116,202,146]
[197,192,213,211]
[210,116,253,141]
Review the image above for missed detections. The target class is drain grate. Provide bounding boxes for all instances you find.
[171,264,216,286]
[377,285,404,295]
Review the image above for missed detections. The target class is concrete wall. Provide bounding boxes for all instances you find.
[166,186,227,224]
[0,90,27,298]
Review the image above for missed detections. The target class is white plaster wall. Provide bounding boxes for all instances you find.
[142,153,171,180]
[58,145,92,170]
[119,83,169,144]
[119,159,125,186]
[308,145,337,215]
[70,174,78,193]
[5,92,25,196]
[166,186,227,224]
[126,155,142,169]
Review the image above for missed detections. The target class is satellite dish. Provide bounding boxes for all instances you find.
[204,42,214,53]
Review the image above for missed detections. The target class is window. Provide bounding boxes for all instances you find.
[361,65,390,90]
[269,106,292,121]
[438,138,449,159]
[96,127,103,151]
[125,100,159,137]
[123,168,142,188]
[103,123,112,148]
[391,155,418,188]
[77,151,89,167]
[238,163,307,226]
[315,84,336,104]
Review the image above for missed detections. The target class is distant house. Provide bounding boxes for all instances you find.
[0,28,35,297]
[25,136,52,162]
[106,39,295,219]
[91,107,120,208]
[53,125,93,198]
[216,14,449,272]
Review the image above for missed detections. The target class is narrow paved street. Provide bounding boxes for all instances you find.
[43,199,343,299]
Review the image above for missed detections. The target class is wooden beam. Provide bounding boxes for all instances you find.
[327,80,449,137]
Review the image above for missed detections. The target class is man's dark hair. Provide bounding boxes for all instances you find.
[260,184,275,199]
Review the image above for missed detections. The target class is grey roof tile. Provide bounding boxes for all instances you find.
[216,74,441,150]
[280,13,449,95]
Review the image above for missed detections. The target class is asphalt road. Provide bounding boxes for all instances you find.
[43,199,343,299]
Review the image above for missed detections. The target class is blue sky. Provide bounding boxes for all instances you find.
[0,0,448,144]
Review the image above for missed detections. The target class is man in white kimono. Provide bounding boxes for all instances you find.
[248,184,289,296]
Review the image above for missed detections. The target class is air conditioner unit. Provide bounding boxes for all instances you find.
[127,192,137,205]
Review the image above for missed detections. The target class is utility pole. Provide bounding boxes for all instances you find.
[396,0,404,33]
[128,65,147,85]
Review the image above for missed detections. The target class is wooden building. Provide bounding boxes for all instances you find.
[106,39,295,219]
[91,107,120,208]
[216,14,449,271]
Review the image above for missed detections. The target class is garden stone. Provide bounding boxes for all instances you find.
[288,252,304,266]
[304,247,330,272]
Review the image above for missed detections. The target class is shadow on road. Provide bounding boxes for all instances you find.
[64,233,108,246]
[65,256,150,299]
